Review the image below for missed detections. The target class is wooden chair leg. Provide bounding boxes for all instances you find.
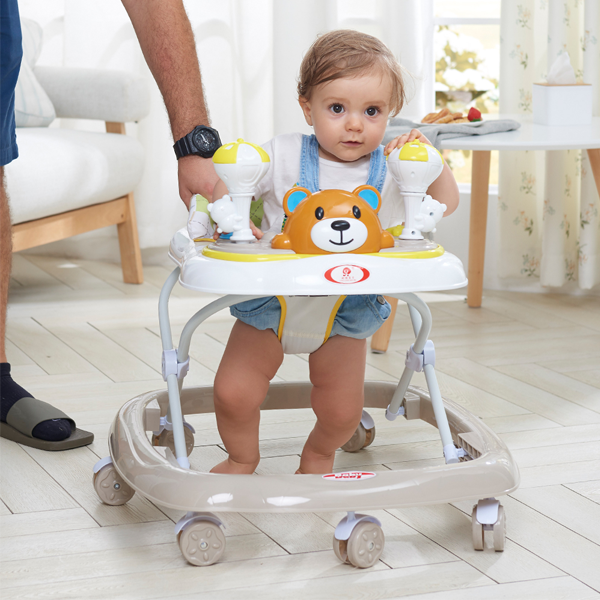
[587,148,600,196]
[116,192,143,284]
[467,150,491,308]
[370,296,399,354]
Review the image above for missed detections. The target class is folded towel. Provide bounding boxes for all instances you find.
[384,117,521,150]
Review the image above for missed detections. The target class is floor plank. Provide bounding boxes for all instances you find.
[23,445,169,527]
[0,439,78,514]
[389,503,563,583]
[453,496,600,592]
[4,256,600,599]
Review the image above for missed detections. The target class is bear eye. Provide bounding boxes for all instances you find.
[315,207,324,220]
[352,206,361,219]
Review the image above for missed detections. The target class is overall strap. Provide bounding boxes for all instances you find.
[299,134,320,192]
[299,134,387,193]
[366,145,387,193]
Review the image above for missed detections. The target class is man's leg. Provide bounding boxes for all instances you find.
[0,168,71,441]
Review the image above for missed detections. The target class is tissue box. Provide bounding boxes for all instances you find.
[532,83,592,126]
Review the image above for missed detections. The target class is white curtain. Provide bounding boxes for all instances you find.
[498,0,600,290]
[18,0,433,256]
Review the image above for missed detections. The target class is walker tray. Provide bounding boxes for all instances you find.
[168,228,468,294]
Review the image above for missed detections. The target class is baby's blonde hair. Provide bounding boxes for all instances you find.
[297,30,406,116]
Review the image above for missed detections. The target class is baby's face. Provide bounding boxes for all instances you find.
[299,72,392,163]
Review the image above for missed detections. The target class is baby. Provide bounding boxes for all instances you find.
[210,29,459,476]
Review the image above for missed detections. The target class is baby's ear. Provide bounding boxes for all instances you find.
[282,187,311,216]
[353,185,382,213]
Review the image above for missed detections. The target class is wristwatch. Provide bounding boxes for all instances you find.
[173,125,222,159]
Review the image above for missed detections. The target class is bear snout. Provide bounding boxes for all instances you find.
[331,220,351,232]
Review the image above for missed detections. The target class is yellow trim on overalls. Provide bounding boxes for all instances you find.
[276,296,287,341]
[323,296,347,343]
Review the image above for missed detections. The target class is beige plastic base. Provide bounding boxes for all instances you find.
[107,382,519,513]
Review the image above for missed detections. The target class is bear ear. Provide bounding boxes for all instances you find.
[282,187,311,216]
[353,185,382,213]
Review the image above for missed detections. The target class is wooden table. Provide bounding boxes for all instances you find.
[439,115,600,307]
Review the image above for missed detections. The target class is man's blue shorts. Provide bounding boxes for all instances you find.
[0,0,22,167]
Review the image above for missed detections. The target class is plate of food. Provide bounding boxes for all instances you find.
[421,107,482,124]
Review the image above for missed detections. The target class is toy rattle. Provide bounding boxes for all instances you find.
[210,139,270,242]
[386,140,447,240]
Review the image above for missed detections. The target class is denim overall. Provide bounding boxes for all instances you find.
[230,135,391,352]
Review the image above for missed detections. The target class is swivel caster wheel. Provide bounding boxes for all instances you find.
[472,500,506,552]
[93,462,135,506]
[178,520,226,566]
[152,425,194,456]
[333,521,384,568]
[492,505,506,552]
[471,506,484,551]
[341,423,376,453]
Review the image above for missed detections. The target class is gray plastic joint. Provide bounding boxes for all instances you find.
[385,404,406,421]
[161,349,190,381]
[405,340,436,372]
[153,416,196,437]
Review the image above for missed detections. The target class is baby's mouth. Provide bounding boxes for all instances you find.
[342,141,362,146]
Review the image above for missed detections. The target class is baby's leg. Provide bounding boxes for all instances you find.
[299,336,366,474]
[211,320,283,474]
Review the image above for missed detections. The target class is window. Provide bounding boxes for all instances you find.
[434,1,501,185]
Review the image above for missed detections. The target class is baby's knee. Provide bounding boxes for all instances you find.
[317,400,363,433]
[214,373,261,415]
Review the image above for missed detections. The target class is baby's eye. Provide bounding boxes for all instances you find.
[365,107,379,117]
[330,104,344,114]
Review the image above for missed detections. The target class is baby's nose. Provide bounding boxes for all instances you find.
[331,220,350,232]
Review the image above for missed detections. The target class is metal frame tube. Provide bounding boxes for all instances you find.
[160,290,271,468]
[386,293,457,462]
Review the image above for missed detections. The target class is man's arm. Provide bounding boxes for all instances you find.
[122,0,219,206]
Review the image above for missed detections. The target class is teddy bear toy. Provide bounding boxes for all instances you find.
[414,195,447,234]
[207,195,243,235]
[271,185,394,254]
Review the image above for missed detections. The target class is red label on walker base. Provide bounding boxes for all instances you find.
[324,265,370,284]
[322,471,376,481]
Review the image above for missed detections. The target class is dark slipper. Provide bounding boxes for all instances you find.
[0,397,94,451]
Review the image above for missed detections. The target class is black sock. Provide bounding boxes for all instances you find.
[1,363,72,441]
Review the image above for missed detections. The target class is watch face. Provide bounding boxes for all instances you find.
[192,128,218,153]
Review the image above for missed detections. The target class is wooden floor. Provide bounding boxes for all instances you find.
[2,253,600,600]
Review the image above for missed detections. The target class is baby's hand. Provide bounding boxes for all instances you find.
[384,129,433,156]
[212,220,264,240]
[250,221,264,240]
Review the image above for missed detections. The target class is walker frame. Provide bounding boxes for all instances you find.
[93,234,519,567]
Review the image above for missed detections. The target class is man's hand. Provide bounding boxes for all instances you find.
[178,155,220,208]
[384,129,433,156]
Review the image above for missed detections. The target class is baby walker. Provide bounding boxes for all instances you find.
[93,139,519,567]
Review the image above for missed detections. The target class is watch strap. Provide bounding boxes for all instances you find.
[173,135,196,160]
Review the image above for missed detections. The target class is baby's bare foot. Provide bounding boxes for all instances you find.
[210,457,258,474]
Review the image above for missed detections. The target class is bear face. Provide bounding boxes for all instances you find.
[271,185,395,254]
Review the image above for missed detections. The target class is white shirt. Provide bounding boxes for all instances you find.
[254,132,405,233]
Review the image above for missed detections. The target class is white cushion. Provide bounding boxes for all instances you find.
[14,19,55,127]
[6,128,145,225]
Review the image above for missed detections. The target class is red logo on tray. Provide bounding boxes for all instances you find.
[324,265,370,284]
[322,472,376,481]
